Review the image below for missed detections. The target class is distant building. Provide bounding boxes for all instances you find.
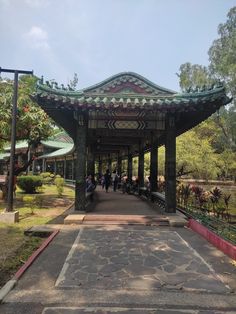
[0,132,75,180]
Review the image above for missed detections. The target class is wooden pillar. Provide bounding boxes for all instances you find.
[75,113,87,212]
[138,149,144,187]
[127,150,133,183]
[54,158,57,174]
[72,154,75,180]
[98,155,102,176]
[165,114,176,213]
[87,146,95,176]
[42,159,46,172]
[150,146,158,192]
[117,153,122,176]
[63,157,66,179]
[108,154,112,171]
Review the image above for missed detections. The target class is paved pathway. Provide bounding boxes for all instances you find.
[86,186,160,216]
[1,189,236,313]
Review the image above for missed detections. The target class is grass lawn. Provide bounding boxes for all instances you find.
[0,184,74,288]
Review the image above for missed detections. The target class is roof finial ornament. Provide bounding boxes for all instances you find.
[61,84,66,90]
[46,80,52,88]
[39,76,44,84]
[67,84,74,91]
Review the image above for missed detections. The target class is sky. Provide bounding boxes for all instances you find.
[0,0,235,92]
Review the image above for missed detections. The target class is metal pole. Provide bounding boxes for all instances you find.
[6,71,18,212]
[0,67,33,212]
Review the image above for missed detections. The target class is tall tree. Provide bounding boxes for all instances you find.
[209,6,236,102]
[177,63,214,91]
[0,75,53,168]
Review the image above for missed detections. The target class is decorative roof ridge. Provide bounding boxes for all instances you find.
[82,72,177,94]
[176,84,226,98]
[36,78,84,97]
[82,93,177,99]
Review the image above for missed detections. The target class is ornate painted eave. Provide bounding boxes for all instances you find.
[82,72,176,95]
[34,82,231,112]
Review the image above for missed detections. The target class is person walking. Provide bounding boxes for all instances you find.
[112,170,119,192]
[104,169,111,193]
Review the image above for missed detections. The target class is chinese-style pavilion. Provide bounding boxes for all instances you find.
[34,72,231,212]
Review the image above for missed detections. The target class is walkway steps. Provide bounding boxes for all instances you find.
[64,214,169,226]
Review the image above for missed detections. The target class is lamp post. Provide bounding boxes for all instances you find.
[0,67,33,212]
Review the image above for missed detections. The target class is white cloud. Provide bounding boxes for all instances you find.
[24,0,49,8]
[24,26,50,51]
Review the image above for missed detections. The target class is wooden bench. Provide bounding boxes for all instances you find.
[138,186,151,198]
[151,191,165,210]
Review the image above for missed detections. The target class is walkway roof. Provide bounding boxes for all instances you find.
[33,72,232,156]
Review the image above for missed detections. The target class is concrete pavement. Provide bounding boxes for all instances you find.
[1,189,236,314]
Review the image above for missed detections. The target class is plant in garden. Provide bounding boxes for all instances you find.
[17,176,43,194]
[54,177,65,197]
[40,172,54,185]
[22,195,36,214]
[181,184,192,208]
[223,194,231,221]
[210,187,222,217]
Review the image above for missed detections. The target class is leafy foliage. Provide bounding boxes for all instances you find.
[0,75,53,149]
[176,7,236,181]
[17,176,43,194]
[177,63,214,90]
[209,7,236,103]
[54,176,65,197]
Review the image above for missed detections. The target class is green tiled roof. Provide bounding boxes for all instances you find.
[4,141,28,151]
[34,73,231,111]
[41,140,73,149]
[0,152,10,160]
[38,144,74,159]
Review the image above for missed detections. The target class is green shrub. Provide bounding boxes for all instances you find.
[54,177,65,197]
[22,195,36,214]
[17,176,43,194]
[40,172,51,178]
[43,176,53,185]
[35,195,43,208]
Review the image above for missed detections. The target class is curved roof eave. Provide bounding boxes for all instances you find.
[38,144,74,159]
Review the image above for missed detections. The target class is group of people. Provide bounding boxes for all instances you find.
[101,169,119,193]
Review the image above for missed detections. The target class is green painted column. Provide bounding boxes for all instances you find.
[150,146,158,192]
[98,155,102,176]
[138,150,144,187]
[87,146,95,176]
[75,113,87,212]
[117,154,122,176]
[127,151,133,183]
[108,154,112,171]
[165,114,176,213]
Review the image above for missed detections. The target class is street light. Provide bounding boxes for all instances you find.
[0,67,33,212]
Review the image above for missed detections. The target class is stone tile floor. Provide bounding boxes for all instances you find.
[56,228,229,293]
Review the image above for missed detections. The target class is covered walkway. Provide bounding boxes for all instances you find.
[64,186,185,226]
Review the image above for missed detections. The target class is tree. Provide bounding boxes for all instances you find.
[177,63,214,91]
[209,7,236,103]
[0,75,53,171]
[69,73,79,89]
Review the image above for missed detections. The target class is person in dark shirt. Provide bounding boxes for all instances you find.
[104,169,111,193]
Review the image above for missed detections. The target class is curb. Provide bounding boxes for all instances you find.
[188,218,236,260]
[0,229,59,303]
